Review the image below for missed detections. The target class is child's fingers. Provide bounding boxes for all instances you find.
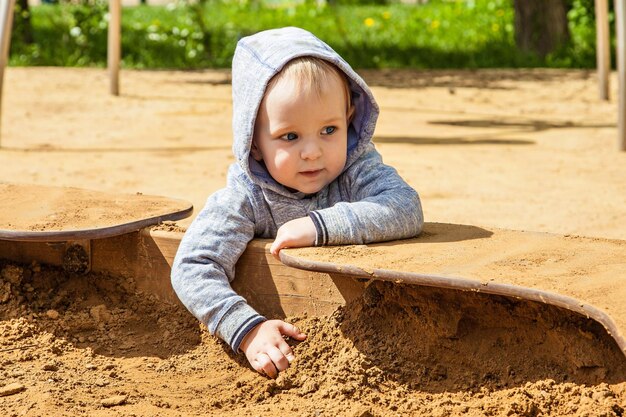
[270,237,290,259]
[254,352,278,378]
[266,346,290,372]
[279,322,307,340]
[270,240,281,259]
[277,342,295,363]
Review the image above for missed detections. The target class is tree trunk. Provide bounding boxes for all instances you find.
[15,0,33,45]
[514,0,569,57]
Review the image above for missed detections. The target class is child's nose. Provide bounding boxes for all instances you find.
[300,138,322,160]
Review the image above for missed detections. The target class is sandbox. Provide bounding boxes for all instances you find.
[1,67,626,415]
[0,224,625,416]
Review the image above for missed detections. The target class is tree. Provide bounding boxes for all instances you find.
[514,0,570,57]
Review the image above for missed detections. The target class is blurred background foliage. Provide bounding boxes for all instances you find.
[7,0,614,69]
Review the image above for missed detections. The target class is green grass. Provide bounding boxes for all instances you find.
[8,0,599,69]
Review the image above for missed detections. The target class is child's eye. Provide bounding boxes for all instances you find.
[322,126,336,135]
[280,132,298,141]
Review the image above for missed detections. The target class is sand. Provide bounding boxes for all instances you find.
[1,67,626,415]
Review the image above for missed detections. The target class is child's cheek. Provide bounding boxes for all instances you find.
[274,150,296,172]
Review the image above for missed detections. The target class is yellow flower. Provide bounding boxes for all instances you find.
[364,17,375,27]
[496,9,505,17]
[491,23,500,32]
[431,20,440,29]
[382,11,391,20]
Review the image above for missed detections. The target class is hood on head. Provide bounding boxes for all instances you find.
[231,26,379,197]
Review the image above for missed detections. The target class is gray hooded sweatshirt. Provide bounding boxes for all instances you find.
[171,27,423,352]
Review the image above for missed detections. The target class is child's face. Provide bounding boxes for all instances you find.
[252,72,353,194]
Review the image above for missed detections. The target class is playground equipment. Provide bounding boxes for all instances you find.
[0,0,15,147]
[108,0,121,95]
[596,0,626,150]
[0,183,192,273]
[596,0,610,100]
[615,0,626,150]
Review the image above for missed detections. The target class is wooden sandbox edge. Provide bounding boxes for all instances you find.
[0,229,364,318]
[2,229,625,357]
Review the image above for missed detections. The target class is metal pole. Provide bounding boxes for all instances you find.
[616,0,626,150]
[596,0,610,100]
[108,0,121,96]
[0,0,16,147]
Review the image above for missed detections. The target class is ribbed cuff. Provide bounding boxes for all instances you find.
[308,211,328,246]
[215,302,267,352]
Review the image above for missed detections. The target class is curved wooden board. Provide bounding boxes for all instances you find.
[280,223,626,358]
[0,183,192,241]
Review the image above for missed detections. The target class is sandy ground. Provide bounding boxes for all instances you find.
[3,68,626,239]
[1,67,626,415]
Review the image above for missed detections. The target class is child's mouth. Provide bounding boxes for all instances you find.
[300,169,323,177]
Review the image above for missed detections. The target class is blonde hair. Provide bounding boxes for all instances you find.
[267,56,352,113]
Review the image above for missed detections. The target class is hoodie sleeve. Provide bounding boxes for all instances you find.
[308,145,423,246]
[171,186,266,352]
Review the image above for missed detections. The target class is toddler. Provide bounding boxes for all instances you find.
[172,27,423,378]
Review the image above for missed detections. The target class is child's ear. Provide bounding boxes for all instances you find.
[347,105,355,124]
[250,139,263,161]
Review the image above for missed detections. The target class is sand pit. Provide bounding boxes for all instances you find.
[0,261,625,416]
[1,67,626,415]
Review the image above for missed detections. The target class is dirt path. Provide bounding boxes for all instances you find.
[1,67,626,415]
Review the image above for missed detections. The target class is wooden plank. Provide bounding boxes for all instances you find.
[135,229,182,303]
[0,230,364,318]
[108,0,121,96]
[0,183,193,242]
[596,0,610,100]
[233,239,365,318]
[616,0,626,150]
[0,239,65,267]
[0,0,16,147]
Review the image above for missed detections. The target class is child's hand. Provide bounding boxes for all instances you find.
[271,216,317,259]
[240,320,307,378]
